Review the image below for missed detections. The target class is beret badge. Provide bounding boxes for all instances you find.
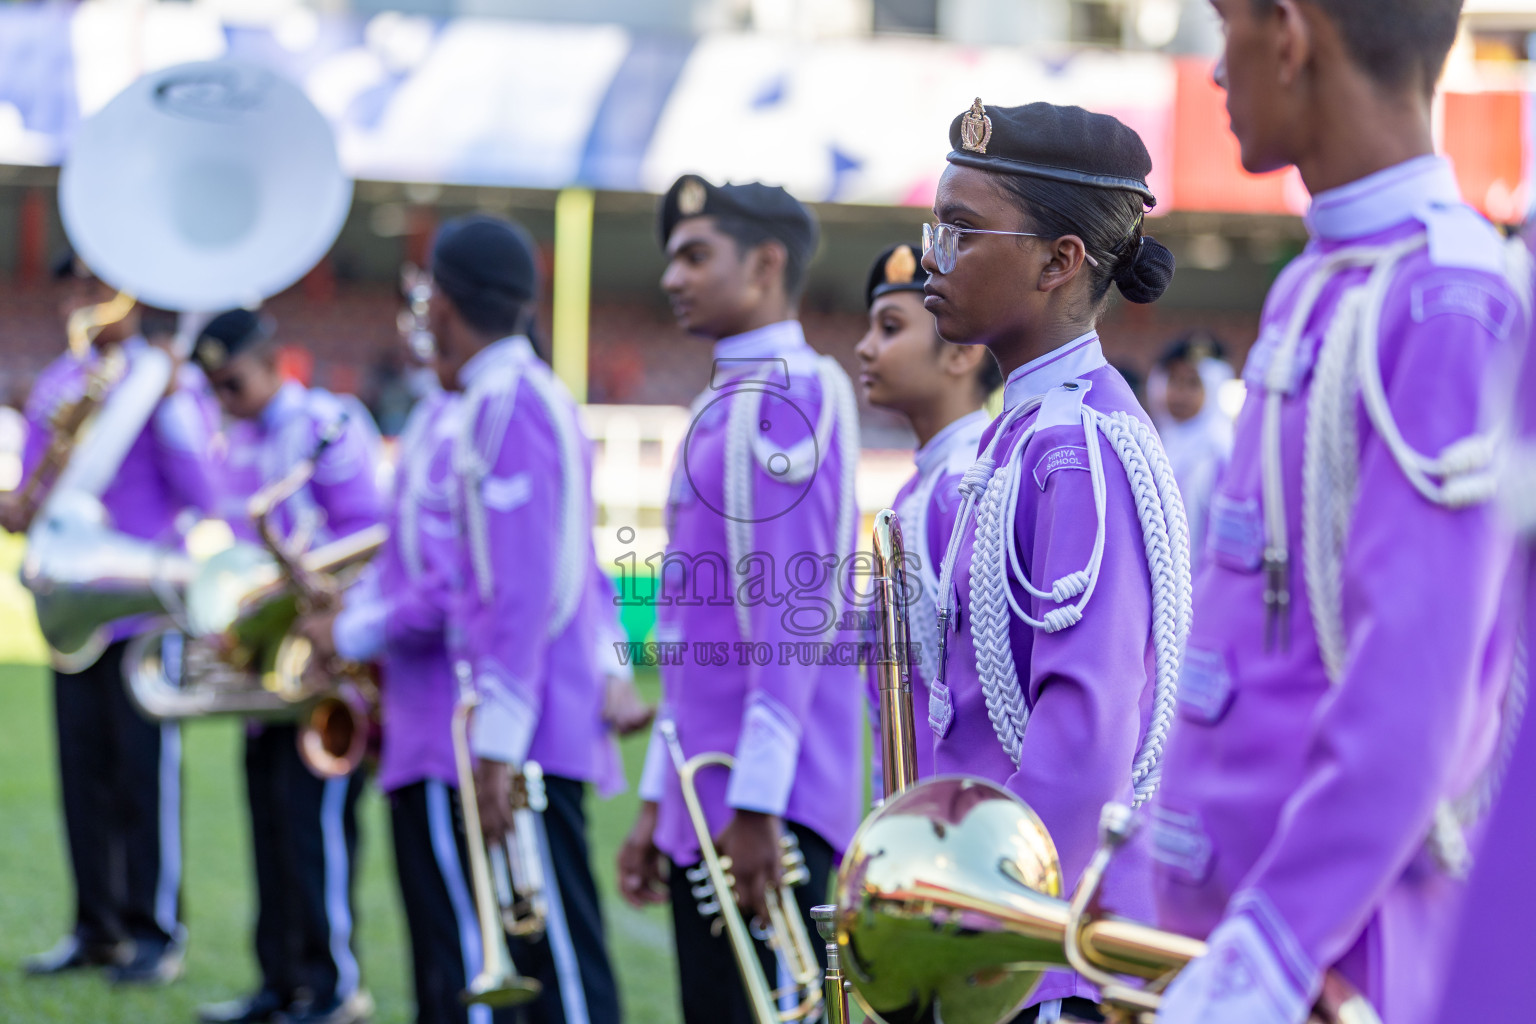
[960,98,992,154]
[677,177,707,217]
[196,336,226,371]
[883,245,917,285]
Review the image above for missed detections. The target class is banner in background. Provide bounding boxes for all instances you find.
[0,0,1528,218]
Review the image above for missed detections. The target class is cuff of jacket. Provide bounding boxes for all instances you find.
[725,696,801,816]
[637,722,670,803]
[334,599,387,662]
[469,668,537,766]
[1229,889,1321,1005]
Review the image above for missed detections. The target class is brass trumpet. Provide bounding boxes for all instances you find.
[491,762,550,940]
[450,661,542,1008]
[660,720,824,1024]
[829,509,1382,1024]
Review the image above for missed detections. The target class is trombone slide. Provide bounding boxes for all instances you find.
[871,509,919,799]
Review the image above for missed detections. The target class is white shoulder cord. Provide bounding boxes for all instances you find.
[451,357,584,635]
[941,393,1191,805]
[454,365,517,605]
[724,356,858,641]
[519,368,588,637]
[398,410,431,583]
[1281,232,1529,876]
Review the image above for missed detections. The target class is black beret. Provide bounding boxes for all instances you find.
[864,243,929,309]
[948,99,1157,208]
[658,174,819,263]
[193,308,274,374]
[432,215,538,308]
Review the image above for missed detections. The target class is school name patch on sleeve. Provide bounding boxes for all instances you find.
[1033,444,1091,490]
[1410,278,1516,338]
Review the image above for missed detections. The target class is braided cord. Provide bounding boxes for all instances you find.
[1296,235,1528,876]
[724,383,759,641]
[1103,411,1191,804]
[969,464,1028,763]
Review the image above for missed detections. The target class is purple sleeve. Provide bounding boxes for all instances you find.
[309,416,385,540]
[1231,281,1518,993]
[461,388,562,765]
[726,379,853,817]
[20,360,73,480]
[1005,424,1153,890]
[150,388,221,514]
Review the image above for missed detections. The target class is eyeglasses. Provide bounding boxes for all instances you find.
[921,221,1099,275]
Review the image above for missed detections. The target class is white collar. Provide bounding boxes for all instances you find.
[457,335,534,389]
[915,408,989,478]
[712,319,807,363]
[1002,332,1106,412]
[1305,155,1500,272]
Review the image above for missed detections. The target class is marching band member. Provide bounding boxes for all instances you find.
[1145,334,1235,558]
[1151,3,1527,1023]
[923,102,1187,1023]
[853,242,999,790]
[616,175,863,1024]
[301,214,620,1024]
[1430,220,1536,1022]
[10,253,220,985]
[190,309,382,1024]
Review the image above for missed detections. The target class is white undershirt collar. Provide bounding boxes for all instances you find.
[915,408,990,478]
[1002,332,1106,412]
[457,335,535,390]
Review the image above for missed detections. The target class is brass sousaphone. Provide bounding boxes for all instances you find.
[24,59,362,770]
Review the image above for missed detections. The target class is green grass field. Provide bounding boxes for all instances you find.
[0,534,685,1024]
[0,663,685,1024]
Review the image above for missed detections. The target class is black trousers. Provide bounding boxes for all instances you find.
[667,821,834,1024]
[390,776,620,1024]
[244,723,367,1005]
[53,637,183,949]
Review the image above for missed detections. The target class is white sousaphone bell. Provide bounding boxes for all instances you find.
[23,59,353,671]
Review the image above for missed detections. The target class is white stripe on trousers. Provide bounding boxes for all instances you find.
[155,632,183,941]
[426,781,490,1024]
[321,776,360,999]
[533,810,589,1024]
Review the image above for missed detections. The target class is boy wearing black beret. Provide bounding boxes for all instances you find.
[192,307,383,1024]
[618,176,863,1024]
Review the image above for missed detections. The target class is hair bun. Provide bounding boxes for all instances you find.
[1113,235,1175,304]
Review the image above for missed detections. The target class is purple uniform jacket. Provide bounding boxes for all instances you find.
[637,320,864,866]
[23,339,220,638]
[218,381,383,546]
[221,381,384,741]
[339,341,620,793]
[1429,227,1536,1022]
[933,333,1163,1007]
[1152,157,1525,1024]
[866,409,989,796]
[338,389,463,792]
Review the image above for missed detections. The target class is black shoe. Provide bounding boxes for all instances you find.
[109,937,184,986]
[23,935,129,975]
[198,990,289,1023]
[280,990,373,1024]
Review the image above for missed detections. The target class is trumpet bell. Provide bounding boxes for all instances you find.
[22,492,195,660]
[297,679,375,779]
[462,973,542,1009]
[60,60,352,313]
[834,776,1066,1024]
